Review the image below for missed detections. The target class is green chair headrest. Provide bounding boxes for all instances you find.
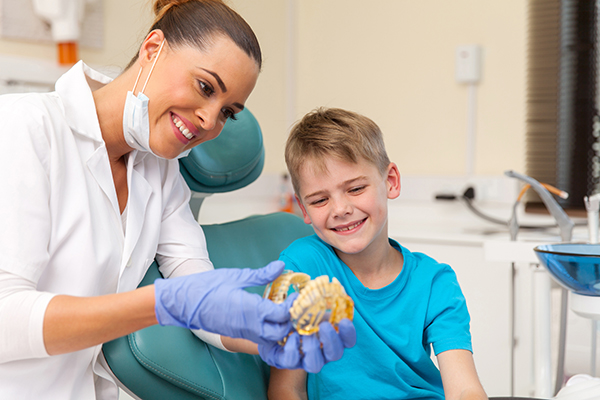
[179,108,264,193]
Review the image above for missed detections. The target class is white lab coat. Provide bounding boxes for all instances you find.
[0,62,212,399]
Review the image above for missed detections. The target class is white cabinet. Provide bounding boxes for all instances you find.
[395,239,513,396]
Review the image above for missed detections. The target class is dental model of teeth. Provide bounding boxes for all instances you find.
[263,270,354,338]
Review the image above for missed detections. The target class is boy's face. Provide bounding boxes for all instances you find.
[296,156,400,257]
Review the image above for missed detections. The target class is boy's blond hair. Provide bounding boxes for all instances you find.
[285,107,391,196]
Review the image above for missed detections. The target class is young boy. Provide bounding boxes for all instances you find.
[268,108,488,400]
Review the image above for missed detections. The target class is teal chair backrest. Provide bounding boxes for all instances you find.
[103,212,314,400]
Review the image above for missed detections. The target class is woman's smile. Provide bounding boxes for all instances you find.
[170,112,199,144]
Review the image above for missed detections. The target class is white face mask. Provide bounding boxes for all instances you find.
[122,40,192,160]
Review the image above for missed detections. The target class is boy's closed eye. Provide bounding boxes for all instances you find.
[309,197,328,206]
[348,185,367,194]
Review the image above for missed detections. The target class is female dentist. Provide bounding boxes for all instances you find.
[0,0,355,398]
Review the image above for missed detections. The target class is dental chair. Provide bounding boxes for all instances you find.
[102,109,314,400]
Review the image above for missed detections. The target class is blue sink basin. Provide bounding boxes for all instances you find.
[534,243,600,296]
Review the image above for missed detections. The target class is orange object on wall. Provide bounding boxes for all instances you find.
[58,42,78,66]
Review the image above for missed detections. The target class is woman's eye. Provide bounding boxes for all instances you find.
[221,108,238,121]
[199,81,214,97]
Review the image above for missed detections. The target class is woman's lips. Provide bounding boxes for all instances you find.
[170,112,199,144]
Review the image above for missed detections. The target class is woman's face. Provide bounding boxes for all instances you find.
[142,35,259,159]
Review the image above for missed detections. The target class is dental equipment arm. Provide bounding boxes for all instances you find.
[504,170,574,242]
[505,170,572,395]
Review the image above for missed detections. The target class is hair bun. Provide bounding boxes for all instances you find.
[127,0,261,71]
[153,0,224,17]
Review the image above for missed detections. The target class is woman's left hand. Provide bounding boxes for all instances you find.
[258,318,356,373]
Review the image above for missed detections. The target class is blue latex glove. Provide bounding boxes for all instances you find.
[258,318,356,373]
[154,260,294,345]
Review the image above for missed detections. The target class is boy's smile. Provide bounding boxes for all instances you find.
[297,156,401,262]
[331,218,367,233]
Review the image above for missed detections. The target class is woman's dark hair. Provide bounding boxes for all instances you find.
[128,0,261,69]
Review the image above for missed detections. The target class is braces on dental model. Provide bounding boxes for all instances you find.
[263,270,354,338]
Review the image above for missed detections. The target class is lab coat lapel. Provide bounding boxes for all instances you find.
[87,145,121,216]
[63,62,122,216]
[121,161,152,272]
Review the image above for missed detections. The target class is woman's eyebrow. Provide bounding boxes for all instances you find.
[199,68,245,111]
[201,68,227,92]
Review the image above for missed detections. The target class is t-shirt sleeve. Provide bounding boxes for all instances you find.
[424,265,473,355]
[278,236,332,278]
[279,252,302,274]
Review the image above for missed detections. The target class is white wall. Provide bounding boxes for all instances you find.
[293,0,527,177]
[0,0,527,176]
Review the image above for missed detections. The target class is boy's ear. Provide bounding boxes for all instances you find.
[386,162,401,200]
[295,194,312,225]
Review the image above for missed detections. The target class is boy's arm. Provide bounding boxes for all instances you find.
[268,367,308,400]
[220,336,259,354]
[437,349,488,400]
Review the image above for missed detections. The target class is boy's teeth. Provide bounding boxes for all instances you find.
[337,221,361,231]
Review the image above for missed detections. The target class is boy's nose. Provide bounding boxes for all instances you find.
[331,198,352,217]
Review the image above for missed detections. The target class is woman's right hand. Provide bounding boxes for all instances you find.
[154,261,294,345]
[153,261,357,372]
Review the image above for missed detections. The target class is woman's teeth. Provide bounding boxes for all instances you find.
[172,114,194,140]
[335,220,363,232]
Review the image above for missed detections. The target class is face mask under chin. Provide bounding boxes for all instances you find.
[121,39,192,161]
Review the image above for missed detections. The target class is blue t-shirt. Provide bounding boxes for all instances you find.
[279,235,472,400]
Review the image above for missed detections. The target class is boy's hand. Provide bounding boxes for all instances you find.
[258,318,356,373]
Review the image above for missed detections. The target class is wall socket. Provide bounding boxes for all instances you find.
[455,44,482,84]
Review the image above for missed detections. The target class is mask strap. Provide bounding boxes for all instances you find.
[140,40,165,94]
[132,67,143,93]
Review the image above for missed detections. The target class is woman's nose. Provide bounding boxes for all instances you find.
[195,105,220,132]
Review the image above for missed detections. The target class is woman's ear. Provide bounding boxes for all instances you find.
[386,162,401,200]
[138,29,166,66]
